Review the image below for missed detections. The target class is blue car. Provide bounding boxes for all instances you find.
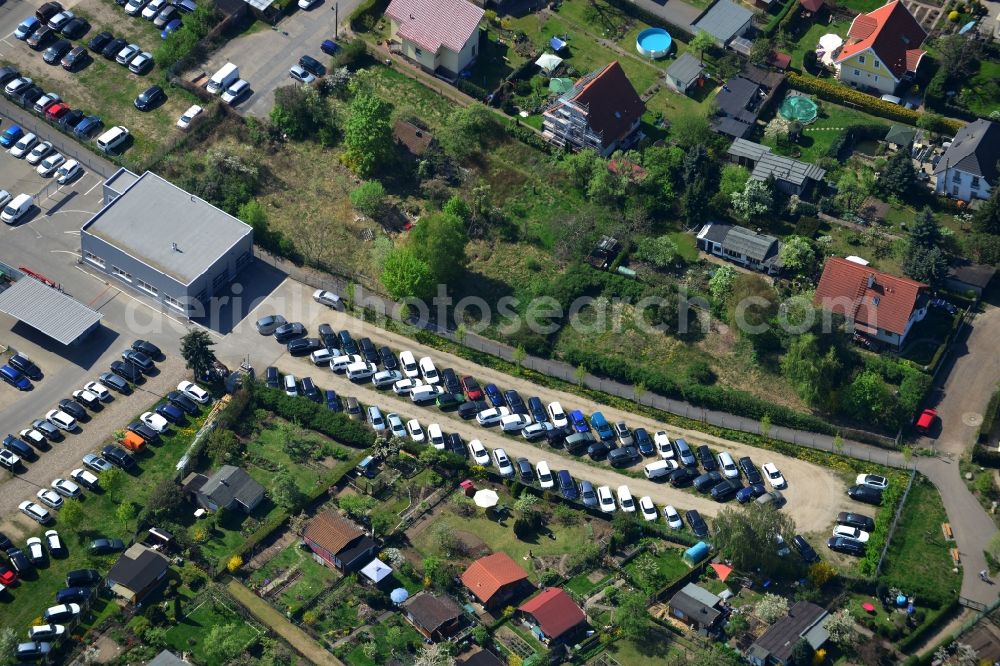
[527,396,547,424]
[483,383,504,408]
[634,428,655,456]
[161,18,182,39]
[736,483,766,503]
[589,412,614,441]
[74,116,102,138]
[0,125,23,148]
[321,39,339,56]
[0,364,31,390]
[325,389,341,411]
[15,17,39,41]
[557,470,578,500]
[155,403,184,423]
[569,410,589,433]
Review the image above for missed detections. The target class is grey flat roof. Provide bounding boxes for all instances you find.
[0,278,103,345]
[104,168,139,198]
[667,53,704,86]
[728,139,826,185]
[728,137,771,161]
[695,0,753,42]
[82,171,252,286]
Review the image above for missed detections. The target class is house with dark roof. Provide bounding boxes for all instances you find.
[542,62,646,157]
[461,552,532,609]
[727,138,827,195]
[884,123,916,151]
[394,119,436,157]
[697,222,782,274]
[458,650,505,666]
[934,119,1000,202]
[402,592,465,641]
[666,53,705,95]
[182,465,264,514]
[834,0,926,95]
[668,583,724,632]
[517,588,587,645]
[711,76,768,139]
[693,0,753,46]
[945,261,996,296]
[748,601,830,666]
[813,256,929,348]
[106,543,170,605]
[385,0,484,80]
[148,651,191,666]
[302,509,378,572]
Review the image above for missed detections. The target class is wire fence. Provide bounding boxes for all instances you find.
[874,468,918,578]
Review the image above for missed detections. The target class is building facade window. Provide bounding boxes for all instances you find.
[972,176,981,189]
[84,252,105,268]
[858,55,865,64]
[136,279,158,296]
[163,294,186,312]
[953,171,962,182]
[111,265,132,282]
[874,59,880,68]
[212,271,229,289]
[854,69,860,76]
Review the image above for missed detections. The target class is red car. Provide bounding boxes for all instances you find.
[915,408,938,434]
[45,102,70,121]
[460,376,483,401]
[0,565,17,586]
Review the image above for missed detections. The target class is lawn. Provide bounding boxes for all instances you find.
[762,95,891,163]
[598,630,690,665]
[786,20,851,71]
[898,308,959,366]
[565,569,613,598]
[623,547,689,586]
[164,594,261,665]
[958,59,1000,119]
[249,542,339,615]
[340,616,424,666]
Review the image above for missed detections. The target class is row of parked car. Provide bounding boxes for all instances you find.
[116,0,195,39]
[825,474,887,557]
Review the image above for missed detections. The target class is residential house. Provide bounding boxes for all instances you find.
[541,62,646,157]
[693,0,753,46]
[302,509,378,572]
[748,601,830,666]
[402,592,465,641]
[884,123,916,151]
[696,222,782,274]
[461,552,531,609]
[668,583,724,632]
[385,0,484,80]
[458,650,505,666]
[834,0,926,95]
[394,119,436,157]
[813,256,929,348]
[934,119,1000,202]
[148,651,191,666]
[106,543,170,605]
[181,465,265,514]
[945,262,996,297]
[666,53,705,95]
[517,588,587,645]
[711,76,767,139]
[727,138,827,195]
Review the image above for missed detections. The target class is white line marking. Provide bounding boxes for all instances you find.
[51,250,80,254]
[45,209,100,216]
[84,178,100,196]
[63,230,81,235]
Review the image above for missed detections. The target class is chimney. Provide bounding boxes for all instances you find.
[867,274,875,289]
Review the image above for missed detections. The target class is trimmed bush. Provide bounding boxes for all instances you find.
[764,0,799,36]
[252,385,374,448]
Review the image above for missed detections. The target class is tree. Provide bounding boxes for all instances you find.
[206,429,242,464]
[835,171,868,213]
[59,499,84,534]
[614,591,650,639]
[630,552,666,593]
[116,501,139,530]
[727,273,778,337]
[587,163,627,206]
[903,244,949,285]
[778,236,816,275]
[227,554,243,573]
[719,164,750,199]
[755,593,790,624]
[731,178,773,222]
[973,186,1000,235]
[381,248,434,301]
[713,505,797,577]
[0,627,16,666]
[878,150,916,198]
[781,333,844,410]
[410,211,468,287]
[413,643,455,666]
[471,625,489,646]
[560,149,602,191]
[343,91,393,177]
[824,608,858,646]
[270,85,336,143]
[689,645,745,666]
[270,469,303,509]
[749,37,774,65]
[101,467,127,499]
[339,494,376,520]
[671,113,713,150]
[204,624,249,664]
[916,112,947,141]
[843,371,899,427]
[789,638,813,666]
[350,181,386,218]
[438,103,494,161]
[371,510,396,537]
[709,265,737,306]
[690,30,715,60]
[635,235,679,268]
[180,329,217,380]
[716,53,740,81]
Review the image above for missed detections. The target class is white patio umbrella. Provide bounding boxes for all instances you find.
[474,489,500,508]
[819,33,843,54]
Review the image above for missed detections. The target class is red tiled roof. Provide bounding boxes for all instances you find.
[813,257,927,336]
[799,0,824,12]
[835,0,926,79]
[767,51,792,70]
[552,62,645,150]
[386,0,484,54]
[461,553,529,604]
[303,510,365,556]
[518,588,586,640]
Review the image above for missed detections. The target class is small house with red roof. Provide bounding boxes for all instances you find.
[517,588,587,644]
[813,257,929,348]
[460,552,532,610]
[542,62,646,157]
[385,0,484,80]
[834,0,926,95]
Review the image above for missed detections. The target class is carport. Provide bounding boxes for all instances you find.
[0,277,103,346]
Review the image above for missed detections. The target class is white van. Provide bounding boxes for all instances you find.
[310,348,335,365]
[410,385,438,404]
[96,126,129,153]
[1,193,33,224]
[418,356,439,384]
[346,360,375,381]
[643,459,678,480]
[207,62,239,94]
[283,374,297,396]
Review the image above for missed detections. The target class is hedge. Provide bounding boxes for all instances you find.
[787,73,964,132]
[349,0,391,31]
[977,382,1000,444]
[764,0,798,37]
[896,599,961,653]
[251,384,375,449]
[603,0,693,39]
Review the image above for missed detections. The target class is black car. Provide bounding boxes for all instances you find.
[56,586,93,604]
[318,323,337,349]
[265,366,280,389]
[102,37,127,60]
[587,441,611,460]
[132,340,162,359]
[7,547,33,574]
[98,371,130,394]
[287,337,322,356]
[88,30,113,52]
[110,360,142,383]
[298,54,326,77]
[608,446,640,468]
[58,399,88,421]
[634,428,655,456]
[0,532,11,550]
[101,445,136,472]
[710,479,742,502]
[827,536,866,557]
[59,108,85,130]
[338,330,358,355]
[668,466,698,488]
[515,457,534,483]
[31,419,62,441]
[66,568,101,587]
[89,537,126,555]
[526,397,547,424]
[793,535,819,563]
[61,17,89,39]
[3,435,36,461]
[0,67,19,86]
[301,377,320,402]
[127,421,159,443]
[73,390,100,410]
[324,389,341,412]
[8,353,42,380]
[17,86,44,107]
[134,84,165,111]
[446,433,465,457]
[441,368,461,395]
[379,346,398,371]
[837,512,875,532]
[545,425,570,447]
[61,45,88,70]
[693,471,723,493]
[122,349,154,373]
[167,391,199,415]
[359,337,379,365]
[27,25,55,49]
[685,510,709,537]
[503,390,526,415]
[274,322,307,343]
[697,445,717,472]
[457,400,486,420]
[847,485,883,505]
[36,2,64,23]
[43,38,72,64]
[739,456,762,485]
[557,470,577,500]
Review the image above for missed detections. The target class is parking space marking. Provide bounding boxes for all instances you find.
[84,178,101,196]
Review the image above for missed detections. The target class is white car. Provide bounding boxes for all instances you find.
[468,439,490,465]
[25,140,52,165]
[399,351,419,378]
[116,44,141,64]
[44,530,63,555]
[28,624,65,641]
[48,9,74,28]
[536,461,554,489]
[500,414,531,432]
[392,378,423,395]
[476,406,511,427]
[289,64,316,83]
[663,505,683,529]
[406,419,425,443]
[178,380,211,404]
[9,132,37,158]
[221,79,250,105]
[37,488,63,509]
[141,411,169,433]
[639,496,657,521]
[492,448,514,477]
[70,468,100,490]
[46,409,77,432]
[762,463,786,489]
[5,77,32,95]
[546,401,568,428]
[298,0,320,8]
[177,104,203,129]
[51,478,81,498]
[387,413,406,439]
[141,0,167,19]
[597,485,616,513]
[832,525,870,543]
[56,160,81,184]
[718,452,739,479]
[37,152,65,177]
[521,421,553,441]
[856,474,888,490]
[654,431,674,459]
[26,537,45,565]
[0,190,11,209]
[418,357,439,384]
[128,52,153,73]
[617,485,635,513]
[83,382,112,401]
[0,449,20,470]
[73,388,100,406]
[43,604,80,622]
[19,428,46,448]
[427,423,445,450]
[312,289,342,308]
[19,500,51,524]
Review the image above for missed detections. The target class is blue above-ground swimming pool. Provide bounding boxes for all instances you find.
[636,27,672,59]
